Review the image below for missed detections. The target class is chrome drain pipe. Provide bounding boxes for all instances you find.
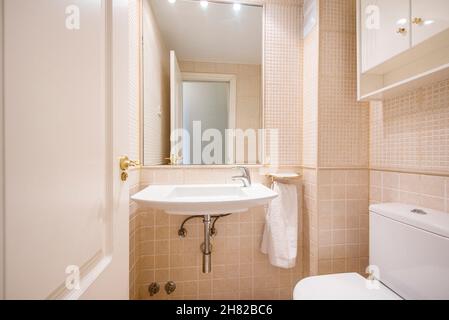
[202,215,212,274]
[178,214,232,273]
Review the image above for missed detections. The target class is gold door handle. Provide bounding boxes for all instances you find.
[412,17,423,25]
[119,156,140,171]
[119,156,140,182]
[396,27,407,35]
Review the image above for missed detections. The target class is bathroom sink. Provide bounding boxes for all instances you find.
[131,184,278,215]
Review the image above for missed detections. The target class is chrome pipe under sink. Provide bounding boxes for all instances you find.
[202,215,212,273]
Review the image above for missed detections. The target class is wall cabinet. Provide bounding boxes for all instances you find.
[357,0,449,101]
[361,0,410,73]
[412,0,449,46]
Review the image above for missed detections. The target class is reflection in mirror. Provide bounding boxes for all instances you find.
[142,0,263,166]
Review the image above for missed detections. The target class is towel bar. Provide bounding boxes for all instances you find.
[265,173,301,184]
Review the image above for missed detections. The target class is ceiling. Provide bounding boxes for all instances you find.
[149,0,263,65]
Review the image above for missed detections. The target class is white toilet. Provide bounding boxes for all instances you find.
[294,203,449,300]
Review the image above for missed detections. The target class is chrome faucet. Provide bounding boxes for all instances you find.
[232,166,252,187]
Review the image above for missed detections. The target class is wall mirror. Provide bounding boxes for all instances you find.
[142,0,263,166]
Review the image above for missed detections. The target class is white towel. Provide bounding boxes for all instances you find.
[261,182,298,269]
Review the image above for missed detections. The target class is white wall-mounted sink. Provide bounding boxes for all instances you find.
[131,184,278,215]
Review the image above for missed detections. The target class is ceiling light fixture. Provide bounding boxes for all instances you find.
[200,1,208,9]
[168,0,176,4]
[233,3,241,11]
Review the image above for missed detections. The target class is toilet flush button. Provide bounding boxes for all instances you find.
[411,208,428,215]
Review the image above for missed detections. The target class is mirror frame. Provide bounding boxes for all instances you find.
[138,0,265,167]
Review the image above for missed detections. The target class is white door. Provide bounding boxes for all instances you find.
[412,0,449,46]
[170,50,183,164]
[361,0,411,72]
[2,0,129,300]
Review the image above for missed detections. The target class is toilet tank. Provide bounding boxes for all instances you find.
[370,203,449,300]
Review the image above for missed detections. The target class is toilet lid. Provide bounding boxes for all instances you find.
[293,273,402,300]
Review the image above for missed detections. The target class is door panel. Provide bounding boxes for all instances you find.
[81,0,130,300]
[412,0,449,46]
[4,0,128,299]
[361,0,411,72]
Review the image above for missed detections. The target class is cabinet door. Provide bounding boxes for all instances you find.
[361,0,411,72]
[412,0,449,46]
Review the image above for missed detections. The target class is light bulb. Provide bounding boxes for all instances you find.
[233,3,241,11]
[200,1,208,9]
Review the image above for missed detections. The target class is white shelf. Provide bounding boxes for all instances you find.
[359,61,449,101]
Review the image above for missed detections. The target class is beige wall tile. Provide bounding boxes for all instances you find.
[332,245,346,260]
[332,259,346,273]
[347,170,369,185]
[313,168,369,277]
[319,230,332,246]
[420,195,445,212]
[346,214,359,229]
[318,260,332,275]
[318,186,332,200]
[138,227,154,242]
[399,173,421,194]
[332,230,346,245]
[370,171,382,187]
[382,188,400,203]
[347,186,369,200]
[332,186,346,200]
[399,192,421,207]
[382,172,400,189]
[446,178,449,199]
[420,175,446,198]
[370,78,449,172]
[371,170,448,214]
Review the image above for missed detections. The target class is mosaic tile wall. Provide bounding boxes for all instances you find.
[318,0,369,168]
[302,0,370,277]
[370,78,449,173]
[369,77,449,214]
[264,0,304,166]
[302,26,319,168]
